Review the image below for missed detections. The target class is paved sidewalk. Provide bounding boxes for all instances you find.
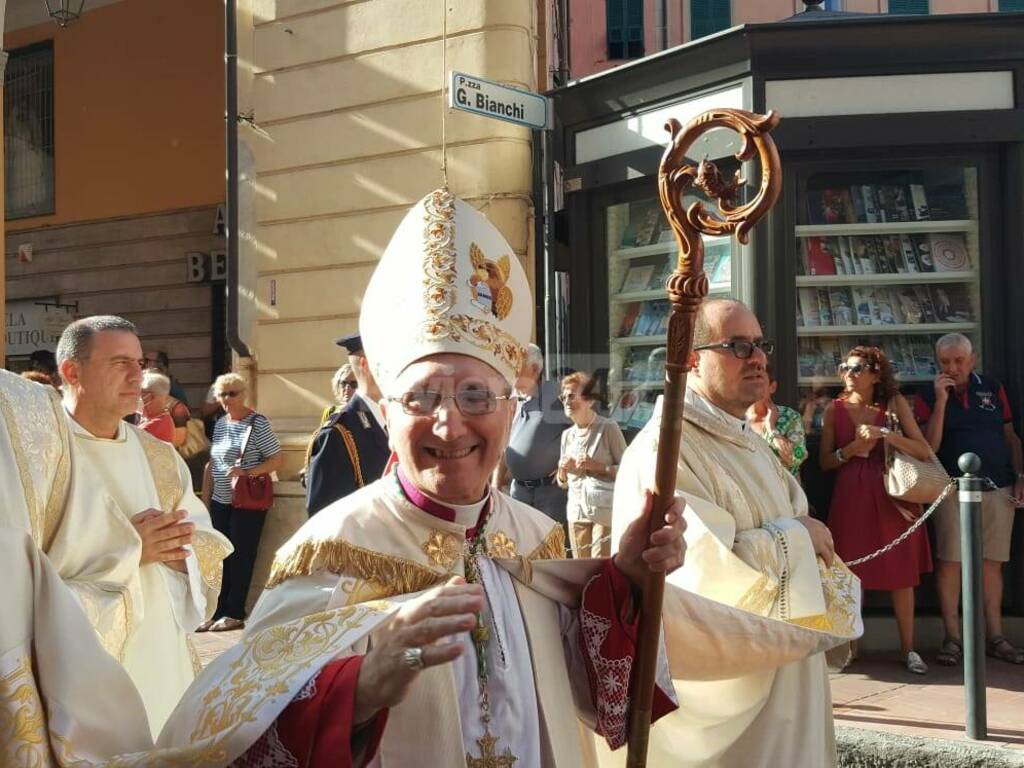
[831,653,1024,752]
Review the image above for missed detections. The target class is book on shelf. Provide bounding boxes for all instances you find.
[632,207,662,247]
[895,287,924,324]
[631,303,656,337]
[851,286,875,326]
[913,285,938,323]
[837,237,860,275]
[829,287,856,326]
[927,234,971,272]
[863,238,890,274]
[651,255,675,290]
[818,338,842,375]
[873,288,898,325]
[620,265,655,294]
[610,390,639,424]
[889,337,916,377]
[913,235,936,272]
[859,185,882,223]
[849,237,876,274]
[628,400,655,430]
[817,288,833,326]
[798,287,821,327]
[899,235,921,273]
[878,186,912,223]
[616,303,641,337]
[932,284,973,322]
[656,228,676,244]
[909,184,930,220]
[879,237,903,273]
[822,188,856,224]
[798,339,818,378]
[911,339,938,376]
[805,237,837,276]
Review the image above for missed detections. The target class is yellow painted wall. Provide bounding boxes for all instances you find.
[241,0,538,456]
[4,0,224,231]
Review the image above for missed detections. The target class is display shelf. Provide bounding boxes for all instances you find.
[797,322,977,337]
[611,242,675,262]
[794,220,976,238]
[798,374,936,386]
[795,271,976,287]
[612,282,731,302]
[610,334,668,346]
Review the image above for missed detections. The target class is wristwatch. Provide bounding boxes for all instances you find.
[834,448,848,464]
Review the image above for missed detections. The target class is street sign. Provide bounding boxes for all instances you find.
[449,71,548,130]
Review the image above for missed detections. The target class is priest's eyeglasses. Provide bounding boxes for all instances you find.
[693,339,775,359]
[388,389,519,417]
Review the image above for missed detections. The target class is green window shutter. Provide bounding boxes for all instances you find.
[999,0,1024,11]
[691,0,731,40]
[607,0,644,60]
[888,0,928,14]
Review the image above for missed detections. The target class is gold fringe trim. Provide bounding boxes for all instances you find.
[528,524,567,561]
[266,538,446,593]
[336,424,365,488]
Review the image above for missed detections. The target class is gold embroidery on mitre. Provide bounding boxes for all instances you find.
[486,531,518,559]
[527,524,567,561]
[266,538,446,594]
[423,530,462,570]
[419,189,525,380]
[468,243,514,320]
[0,654,49,767]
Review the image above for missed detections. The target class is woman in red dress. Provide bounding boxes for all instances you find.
[820,346,933,674]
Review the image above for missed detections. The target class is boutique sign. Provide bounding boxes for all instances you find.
[6,300,76,355]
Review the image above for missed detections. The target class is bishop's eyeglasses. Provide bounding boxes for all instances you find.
[386,388,520,417]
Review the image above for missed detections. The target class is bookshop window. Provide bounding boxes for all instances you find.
[4,43,55,220]
[606,194,738,434]
[999,0,1024,11]
[796,166,980,434]
[888,0,928,14]
[606,0,644,60]
[691,0,731,40]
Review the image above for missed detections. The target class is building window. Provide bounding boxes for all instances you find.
[888,0,928,13]
[824,0,845,10]
[606,0,644,60]
[4,42,55,220]
[999,0,1024,10]
[691,0,731,40]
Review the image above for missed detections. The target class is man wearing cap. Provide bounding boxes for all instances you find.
[305,333,390,515]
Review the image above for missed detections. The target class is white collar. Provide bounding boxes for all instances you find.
[63,406,129,443]
[422,490,488,528]
[685,387,748,433]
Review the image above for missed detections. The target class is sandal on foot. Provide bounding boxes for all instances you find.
[935,636,963,667]
[209,617,245,632]
[905,650,928,675]
[987,635,1024,665]
[194,618,217,633]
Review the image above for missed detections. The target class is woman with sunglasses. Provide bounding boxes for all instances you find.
[820,346,933,674]
[199,372,283,632]
[319,363,358,426]
[556,371,627,557]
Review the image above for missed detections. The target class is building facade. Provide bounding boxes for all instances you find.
[569,0,1022,81]
[1,0,226,406]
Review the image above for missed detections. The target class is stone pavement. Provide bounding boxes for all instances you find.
[191,633,1024,765]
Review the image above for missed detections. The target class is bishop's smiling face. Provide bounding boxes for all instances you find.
[382,353,515,505]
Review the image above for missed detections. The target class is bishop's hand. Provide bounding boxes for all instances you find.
[612,490,687,589]
[353,576,485,725]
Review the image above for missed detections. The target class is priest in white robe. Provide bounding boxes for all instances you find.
[3,315,233,739]
[610,298,862,768]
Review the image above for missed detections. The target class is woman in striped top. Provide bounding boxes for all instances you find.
[199,373,283,632]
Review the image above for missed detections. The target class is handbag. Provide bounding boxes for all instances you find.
[230,414,275,512]
[178,417,211,459]
[883,399,950,504]
[579,420,615,525]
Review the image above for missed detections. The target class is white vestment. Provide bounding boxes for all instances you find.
[0,371,231,739]
[609,388,863,768]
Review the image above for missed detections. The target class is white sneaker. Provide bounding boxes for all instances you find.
[905,650,928,675]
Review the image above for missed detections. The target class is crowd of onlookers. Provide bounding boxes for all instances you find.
[19,327,1021,659]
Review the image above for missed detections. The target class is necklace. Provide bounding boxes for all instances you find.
[462,504,518,767]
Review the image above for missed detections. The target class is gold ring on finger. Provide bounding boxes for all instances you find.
[402,646,425,670]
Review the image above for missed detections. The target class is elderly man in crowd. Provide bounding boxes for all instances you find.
[915,332,1024,666]
[496,343,571,525]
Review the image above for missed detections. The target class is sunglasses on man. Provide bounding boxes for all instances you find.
[693,339,775,359]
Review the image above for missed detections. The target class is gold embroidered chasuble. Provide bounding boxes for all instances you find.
[607,388,863,768]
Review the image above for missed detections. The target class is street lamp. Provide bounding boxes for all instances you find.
[42,0,86,27]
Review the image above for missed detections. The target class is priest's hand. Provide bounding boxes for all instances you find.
[132,509,195,571]
[796,516,835,567]
[353,576,485,725]
[612,490,686,589]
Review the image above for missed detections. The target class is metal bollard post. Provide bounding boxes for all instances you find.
[958,452,987,741]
